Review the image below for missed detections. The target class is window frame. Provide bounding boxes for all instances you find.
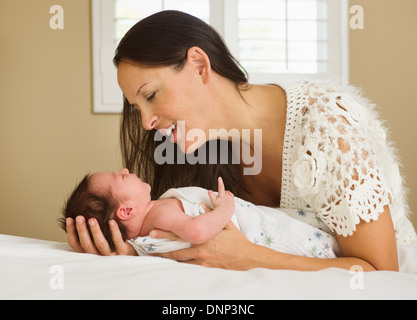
[92,0,349,113]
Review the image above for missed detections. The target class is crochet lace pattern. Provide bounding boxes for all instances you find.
[280,81,417,245]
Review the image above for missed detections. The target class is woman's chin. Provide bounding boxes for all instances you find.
[175,125,208,155]
[174,138,204,155]
[183,141,203,155]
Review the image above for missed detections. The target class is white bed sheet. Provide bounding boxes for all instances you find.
[0,234,416,300]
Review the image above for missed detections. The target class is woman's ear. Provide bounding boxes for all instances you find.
[186,46,211,84]
[115,205,134,221]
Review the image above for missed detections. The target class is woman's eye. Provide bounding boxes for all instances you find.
[146,92,156,102]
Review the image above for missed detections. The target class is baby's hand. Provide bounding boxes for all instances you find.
[208,177,235,214]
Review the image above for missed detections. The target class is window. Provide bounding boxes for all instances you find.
[115,0,210,42]
[92,0,348,113]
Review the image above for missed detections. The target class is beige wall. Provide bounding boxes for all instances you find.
[0,0,416,242]
[348,0,417,230]
[0,0,120,241]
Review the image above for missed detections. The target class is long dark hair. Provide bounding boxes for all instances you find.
[114,10,250,199]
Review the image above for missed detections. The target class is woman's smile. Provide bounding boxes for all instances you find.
[117,60,213,153]
[158,122,177,143]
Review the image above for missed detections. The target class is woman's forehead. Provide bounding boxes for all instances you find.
[118,61,177,84]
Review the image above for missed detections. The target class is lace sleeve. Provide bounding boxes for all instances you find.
[292,87,392,237]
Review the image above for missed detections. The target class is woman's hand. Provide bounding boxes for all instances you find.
[150,221,258,270]
[66,216,137,256]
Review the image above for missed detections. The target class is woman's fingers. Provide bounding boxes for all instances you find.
[108,219,136,255]
[88,218,112,256]
[67,217,135,256]
[109,220,124,248]
[75,216,100,255]
[153,246,198,261]
[66,218,84,253]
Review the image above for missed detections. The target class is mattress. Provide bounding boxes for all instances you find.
[0,234,416,300]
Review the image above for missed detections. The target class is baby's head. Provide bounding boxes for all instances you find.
[60,169,151,250]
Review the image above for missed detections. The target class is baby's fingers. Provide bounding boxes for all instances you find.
[199,202,212,213]
[208,190,217,206]
[217,177,225,197]
[226,190,234,198]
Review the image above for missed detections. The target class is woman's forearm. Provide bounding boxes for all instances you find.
[249,243,377,272]
[150,222,379,271]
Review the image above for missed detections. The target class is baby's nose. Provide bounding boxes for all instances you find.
[119,168,129,175]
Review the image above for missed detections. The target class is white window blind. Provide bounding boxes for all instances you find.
[236,0,328,73]
[92,0,348,113]
[115,0,210,42]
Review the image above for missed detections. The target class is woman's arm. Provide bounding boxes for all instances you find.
[253,206,398,271]
[334,205,399,271]
[151,206,399,271]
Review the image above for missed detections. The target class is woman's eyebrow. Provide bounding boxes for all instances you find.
[136,81,151,96]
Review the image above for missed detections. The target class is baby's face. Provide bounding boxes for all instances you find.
[89,169,151,210]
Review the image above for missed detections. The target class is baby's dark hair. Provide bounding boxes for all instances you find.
[59,174,128,251]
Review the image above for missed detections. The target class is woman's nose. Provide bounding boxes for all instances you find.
[119,168,129,175]
[141,112,158,130]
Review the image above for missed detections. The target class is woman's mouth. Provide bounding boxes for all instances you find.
[159,122,177,143]
[170,122,177,143]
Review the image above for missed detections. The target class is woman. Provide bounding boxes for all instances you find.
[66,11,416,271]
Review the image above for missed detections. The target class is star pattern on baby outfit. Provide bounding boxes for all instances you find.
[264,235,274,247]
[323,243,331,251]
[314,214,323,224]
[314,231,323,240]
[297,210,307,218]
[145,245,156,252]
[311,246,319,256]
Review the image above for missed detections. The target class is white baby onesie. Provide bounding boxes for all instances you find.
[128,187,342,259]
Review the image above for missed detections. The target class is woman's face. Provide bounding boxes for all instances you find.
[117,59,211,154]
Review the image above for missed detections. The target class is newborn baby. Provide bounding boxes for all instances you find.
[61,169,341,259]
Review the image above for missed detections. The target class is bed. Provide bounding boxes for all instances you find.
[1,233,416,300]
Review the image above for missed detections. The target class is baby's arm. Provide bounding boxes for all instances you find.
[152,177,235,244]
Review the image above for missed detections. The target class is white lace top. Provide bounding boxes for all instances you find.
[279,81,417,246]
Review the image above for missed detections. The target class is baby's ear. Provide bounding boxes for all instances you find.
[115,206,134,220]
